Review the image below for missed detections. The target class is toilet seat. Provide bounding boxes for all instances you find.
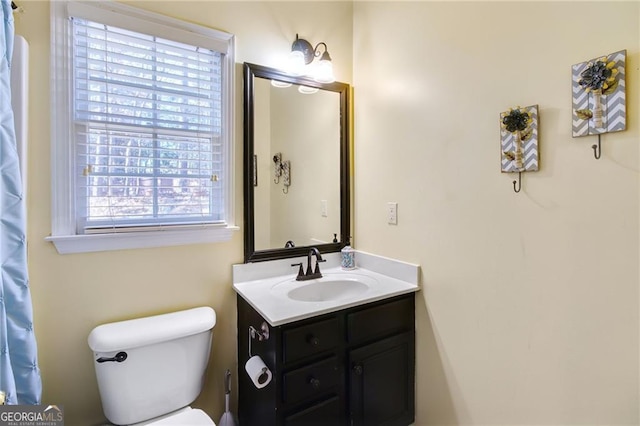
[141,407,215,425]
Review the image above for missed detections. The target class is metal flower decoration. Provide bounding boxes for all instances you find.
[578,57,618,94]
[575,56,620,129]
[502,108,531,133]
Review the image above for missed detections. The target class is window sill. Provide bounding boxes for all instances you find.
[46,225,239,254]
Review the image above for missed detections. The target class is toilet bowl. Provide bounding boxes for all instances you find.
[134,407,214,425]
[88,307,217,425]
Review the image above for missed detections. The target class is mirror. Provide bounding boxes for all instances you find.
[243,62,350,262]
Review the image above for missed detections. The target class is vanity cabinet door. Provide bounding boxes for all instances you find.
[348,331,415,426]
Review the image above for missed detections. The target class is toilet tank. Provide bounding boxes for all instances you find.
[88,307,216,426]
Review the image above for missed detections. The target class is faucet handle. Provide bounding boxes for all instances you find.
[313,259,325,275]
[291,262,304,279]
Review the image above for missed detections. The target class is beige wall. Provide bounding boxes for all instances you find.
[14,1,352,424]
[15,0,640,424]
[353,1,639,425]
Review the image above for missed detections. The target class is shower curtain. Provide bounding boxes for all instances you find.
[0,0,41,405]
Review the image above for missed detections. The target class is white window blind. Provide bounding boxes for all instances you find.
[72,18,224,232]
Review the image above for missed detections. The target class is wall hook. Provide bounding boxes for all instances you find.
[273,153,283,183]
[592,134,601,160]
[513,171,522,193]
[281,161,291,194]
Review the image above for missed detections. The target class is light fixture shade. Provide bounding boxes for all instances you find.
[288,50,307,76]
[314,56,335,83]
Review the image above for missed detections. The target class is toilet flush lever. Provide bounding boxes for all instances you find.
[96,351,128,363]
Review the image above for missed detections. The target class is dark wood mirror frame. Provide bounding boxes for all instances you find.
[243,62,351,262]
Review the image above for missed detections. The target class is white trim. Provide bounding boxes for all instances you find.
[51,0,75,236]
[49,0,236,254]
[47,225,239,254]
[67,1,232,54]
[222,33,236,234]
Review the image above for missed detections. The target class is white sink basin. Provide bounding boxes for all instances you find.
[272,273,378,303]
[288,279,369,302]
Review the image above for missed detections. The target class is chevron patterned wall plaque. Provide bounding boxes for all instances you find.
[572,50,626,137]
[500,105,539,173]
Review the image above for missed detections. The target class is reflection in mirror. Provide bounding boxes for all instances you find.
[253,80,340,250]
[243,63,350,262]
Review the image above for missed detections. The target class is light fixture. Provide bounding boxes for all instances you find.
[288,34,335,83]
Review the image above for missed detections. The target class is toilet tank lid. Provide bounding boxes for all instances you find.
[88,307,216,353]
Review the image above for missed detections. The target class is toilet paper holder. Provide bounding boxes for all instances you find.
[248,322,270,356]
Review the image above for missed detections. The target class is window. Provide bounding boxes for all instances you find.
[49,1,236,254]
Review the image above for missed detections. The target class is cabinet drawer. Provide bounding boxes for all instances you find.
[282,356,340,405]
[283,317,340,363]
[284,395,342,426]
[347,296,414,344]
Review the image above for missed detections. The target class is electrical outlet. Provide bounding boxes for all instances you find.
[321,200,328,217]
[387,202,398,225]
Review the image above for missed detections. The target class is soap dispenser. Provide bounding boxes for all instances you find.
[341,237,355,270]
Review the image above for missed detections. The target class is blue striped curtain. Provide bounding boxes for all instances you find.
[0,0,41,405]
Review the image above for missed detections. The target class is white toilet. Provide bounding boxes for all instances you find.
[88,307,218,425]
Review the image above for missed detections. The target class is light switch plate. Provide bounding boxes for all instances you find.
[387,202,398,225]
[321,200,328,217]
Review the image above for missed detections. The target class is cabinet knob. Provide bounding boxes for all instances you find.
[309,377,321,389]
[307,335,320,347]
[353,364,363,376]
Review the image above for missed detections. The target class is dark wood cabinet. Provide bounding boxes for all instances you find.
[348,332,415,426]
[237,293,415,426]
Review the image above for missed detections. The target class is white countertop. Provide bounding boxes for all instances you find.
[233,251,420,326]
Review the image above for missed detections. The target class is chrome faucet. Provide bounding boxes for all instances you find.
[291,247,326,281]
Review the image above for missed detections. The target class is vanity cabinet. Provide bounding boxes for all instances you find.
[237,293,415,426]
